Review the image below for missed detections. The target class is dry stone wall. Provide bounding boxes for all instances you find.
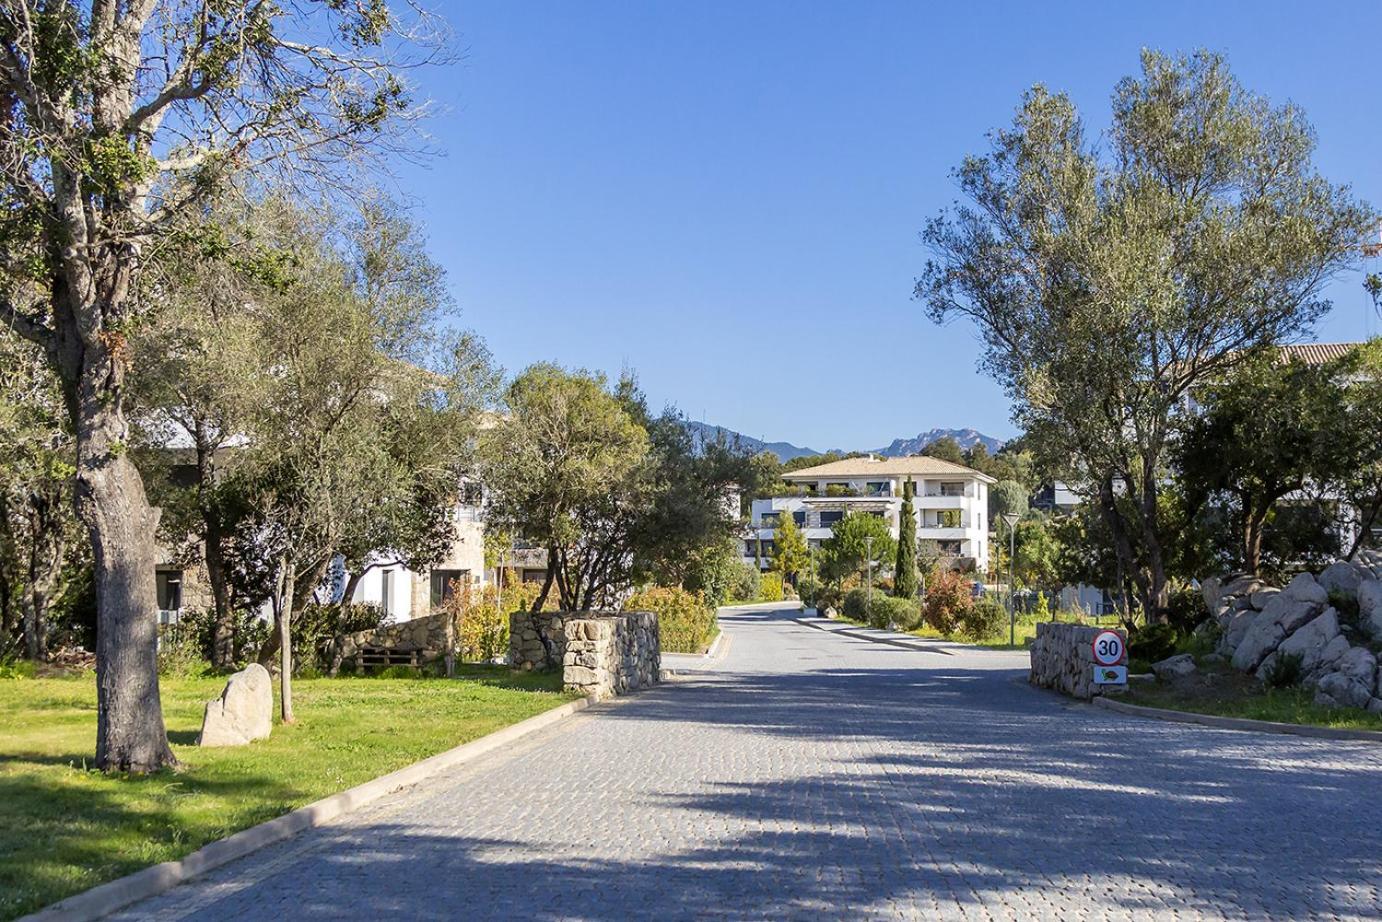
[509,610,660,699]
[331,612,453,673]
[1030,622,1126,700]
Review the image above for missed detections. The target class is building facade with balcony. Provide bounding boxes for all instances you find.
[742,455,994,574]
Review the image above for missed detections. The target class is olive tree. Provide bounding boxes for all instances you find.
[917,50,1372,620]
[0,0,446,771]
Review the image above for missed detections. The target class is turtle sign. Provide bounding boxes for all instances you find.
[1091,630,1125,666]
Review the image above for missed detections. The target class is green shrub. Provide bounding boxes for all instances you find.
[0,653,37,680]
[870,595,920,630]
[1128,623,1180,664]
[921,568,973,634]
[758,572,785,603]
[163,606,271,668]
[1164,587,1206,634]
[1263,651,1304,689]
[958,598,1008,641]
[842,587,870,621]
[626,586,718,654]
[156,627,211,678]
[729,563,761,603]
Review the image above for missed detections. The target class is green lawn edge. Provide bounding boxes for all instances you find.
[0,667,578,920]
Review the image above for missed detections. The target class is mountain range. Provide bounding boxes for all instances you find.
[684,422,1005,462]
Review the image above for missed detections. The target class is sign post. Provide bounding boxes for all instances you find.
[1091,629,1127,686]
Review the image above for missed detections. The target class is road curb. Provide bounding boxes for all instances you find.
[1092,695,1382,743]
[22,695,596,922]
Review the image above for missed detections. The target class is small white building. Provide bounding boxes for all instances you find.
[744,455,994,574]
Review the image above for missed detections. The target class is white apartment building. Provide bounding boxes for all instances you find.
[743,455,994,575]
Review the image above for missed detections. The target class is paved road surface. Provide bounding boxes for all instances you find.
[115,606,1382,920]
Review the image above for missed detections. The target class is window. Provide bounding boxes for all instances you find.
[866,481,889,496]
[759,540,776,558]
[940,482,966,497]
[744,540,758,557]
[761,512,781,526]
[938,540,962,556]
[430,569,468,608]
[938,509,962,528]
[155,570,182,613]
[380,569,396,618]
[819,511,844,527]
[792,510,806,526]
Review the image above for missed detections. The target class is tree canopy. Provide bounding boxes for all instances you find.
[917,49,1373,619]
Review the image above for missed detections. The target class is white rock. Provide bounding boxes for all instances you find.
[1219,610,1256,655]
[1230,594,1322,672]
[1222,575,1264,598]
[1267,608,1340,682]
[1248,588,1280,610]
[1283,572,1329,606]
[1317,561,1365,598]
[1200,576,1223,613]
[1152,654,1197,681]
[198,663,273,747]
[1316,672,1374,710]
[1334,645,1377,688]
[1358,579,1382,642]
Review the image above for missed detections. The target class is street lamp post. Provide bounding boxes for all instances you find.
[1002,513,1020,647]
[865,534,874,624]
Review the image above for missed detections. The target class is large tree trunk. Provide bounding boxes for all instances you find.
[78,411,178,772]
[21,495,65,662]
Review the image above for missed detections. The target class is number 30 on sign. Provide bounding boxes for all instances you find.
[1091,630,1125,666]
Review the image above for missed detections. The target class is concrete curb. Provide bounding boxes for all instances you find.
[23,695,596,922]
[660,630,730,680]
[1092,695,1382,743]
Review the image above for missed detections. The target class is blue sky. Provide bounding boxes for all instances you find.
[388,1,1382,450]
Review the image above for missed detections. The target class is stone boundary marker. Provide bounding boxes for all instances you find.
[22,695,599,922]
[1093,695,1382,743]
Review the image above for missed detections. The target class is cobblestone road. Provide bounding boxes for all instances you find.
[116,606,1382,920]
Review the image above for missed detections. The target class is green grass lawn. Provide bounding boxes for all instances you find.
[0,667,576,920]
[1119,665,1382,732]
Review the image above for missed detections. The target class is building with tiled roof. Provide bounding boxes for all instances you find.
[745,454,993,575]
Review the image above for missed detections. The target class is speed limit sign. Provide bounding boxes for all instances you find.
[1091,630,1125,666]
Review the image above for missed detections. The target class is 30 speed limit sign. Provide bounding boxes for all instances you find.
[1091,630,1125,666]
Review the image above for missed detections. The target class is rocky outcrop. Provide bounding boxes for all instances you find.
[510,610,660,700]
[198,663,273,747]
[1210,551,1382,713]
[1029,622,1126,700]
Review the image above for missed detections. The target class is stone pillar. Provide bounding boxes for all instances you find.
[1029,622,1126,699]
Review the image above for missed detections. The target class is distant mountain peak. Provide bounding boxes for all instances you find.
[875,428,1004,458]
[683,421,1003,463]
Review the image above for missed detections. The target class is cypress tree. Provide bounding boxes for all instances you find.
[894,479,919,598]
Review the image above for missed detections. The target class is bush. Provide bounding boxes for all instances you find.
[1263,651,1304,689]
[626,586,718,654]
[1128,622,1180,665]
[728,563,761,603]
[758,572,785,603]
[156,627,210,678]
[842,587,870,621]
[163,606,270,669]
[921,569,973,634]
[1163,587,1206,634]
[444,580,539,664]
[958,598,1009,641]
[870,595,920,630]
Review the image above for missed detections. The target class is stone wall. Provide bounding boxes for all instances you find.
[1029,622,1126,699]
[509,610,660,699]
[331,611,453,673]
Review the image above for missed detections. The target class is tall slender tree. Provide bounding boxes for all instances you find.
[894,480,919,598]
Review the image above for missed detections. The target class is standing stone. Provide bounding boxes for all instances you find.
[1260,608,1340,683]
[198,663,273,747]
[1317,561,1364,599]
[1358,578,1382,642]
[1151,654,1196,682]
